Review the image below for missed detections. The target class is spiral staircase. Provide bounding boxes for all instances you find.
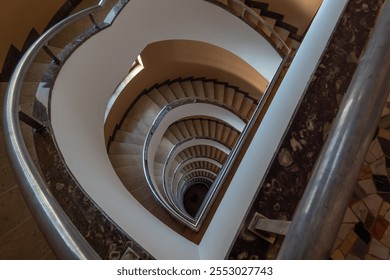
[1,0,389,260]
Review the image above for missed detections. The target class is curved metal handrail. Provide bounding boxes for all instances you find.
[3,0,107,260]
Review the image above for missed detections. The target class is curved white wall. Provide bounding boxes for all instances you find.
[50,0,347,259]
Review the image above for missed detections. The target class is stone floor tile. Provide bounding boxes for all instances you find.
[370,139,384,160]
[358,179,377,195]
[343,207,359,223]
[363,194,383,218]
[0,186,31,238]
[385,210,390,223]
[340,231,358,256]
[379,202,390,216]
[370,157,387,177]
[331,249,344,260]
[372,217,388,240]
[0,217,50,259]
[365,254,380,260]
[351,201,369,222]
[350,237,368,259]
[332,238,343,252]
[380,226,390,247]
[368,238,389,260]
[346,253,360,260]
[358,164,372,180]
[337,223,355,240]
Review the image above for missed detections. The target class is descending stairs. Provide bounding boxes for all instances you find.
[214,0,322,53]
[108,78,250,236]
[0,0,119,259]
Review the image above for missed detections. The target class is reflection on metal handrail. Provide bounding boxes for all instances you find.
[2,0,107,260]
[277,0,390,259]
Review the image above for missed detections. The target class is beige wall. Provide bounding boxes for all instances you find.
[0,0,66,68]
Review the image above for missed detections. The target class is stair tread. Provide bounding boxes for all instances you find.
[109,142,143,155]
[114,130,145,145]
[109,154,141,168]
[147,88,169,108]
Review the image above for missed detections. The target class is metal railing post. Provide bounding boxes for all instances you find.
[277,0,390,259]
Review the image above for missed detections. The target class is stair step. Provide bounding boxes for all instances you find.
[224,86,235,107]
[158,84,178,103]
[25,63,49,82]
[201,119,210,138]
[127,95,161,126]
[114,130,145,145]
[147,88,169,108]
[192,80,206,98]
[120,117,150,136]
[271,26,290,49]
[214,83,225,103]
[209,120,217,139]
[109,154,141,168]
[232,91,245,113]
[257,16,276,37]
[176,122,191,138]
[192,119,203,136]
[109,142,143,155]
[184,120,197,136]
[122,175,149,190]
[239,97,254,118]
[203,81,215,100]
[114,165,143,180]
[169,82,186,100]
[179,80,196,98]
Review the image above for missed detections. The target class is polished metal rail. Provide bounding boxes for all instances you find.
[277,0,390,259]
[3,0,107,260]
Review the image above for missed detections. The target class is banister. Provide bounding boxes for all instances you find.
[277,0,390,259]
[3,0,107,260]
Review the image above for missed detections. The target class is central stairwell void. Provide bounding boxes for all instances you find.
[4,0,366,259]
